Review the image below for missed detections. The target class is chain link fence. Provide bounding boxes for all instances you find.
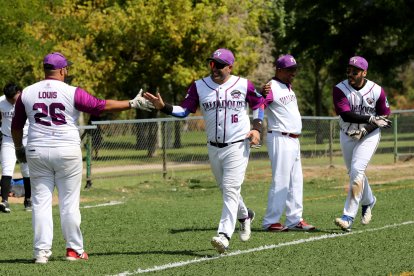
[80,110,414,185]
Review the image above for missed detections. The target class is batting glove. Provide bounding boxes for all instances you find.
[129,89,155,111]
[15,146,27,163]
[369,116,392,128]
[346,128,367,141]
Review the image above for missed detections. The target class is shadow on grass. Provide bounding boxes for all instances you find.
[89,249,215,258]
[0,259,33,264]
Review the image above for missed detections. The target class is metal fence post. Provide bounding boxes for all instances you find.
[161,121,167,179]
[329,119,334,168]
[85,131,93,189]
[393,114,398,164]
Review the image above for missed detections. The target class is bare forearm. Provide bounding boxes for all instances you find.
[103,100,131,112]
[11,129,24,148]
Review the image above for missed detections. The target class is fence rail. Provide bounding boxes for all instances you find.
[80,110,414,187]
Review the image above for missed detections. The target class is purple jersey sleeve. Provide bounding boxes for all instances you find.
[375,87,391,116]
[332,86,351,115]
[11,95,27,130]
[74,88,107,117]
[245,80,265,109]
[180,82,199,113]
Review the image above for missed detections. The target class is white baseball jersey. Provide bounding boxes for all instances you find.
[0,95,28,137]
[333,79,391,133]
[12,79,106,147]
[182,75,263,143]
[265,79,302,134]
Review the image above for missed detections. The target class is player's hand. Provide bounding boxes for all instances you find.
[15,146,27,163]
[129,89,155,111]
[246,129,261,147]
[144,92,165,110]
[261,83,271,97]
[369,116,392,128]
[346,128,367,141]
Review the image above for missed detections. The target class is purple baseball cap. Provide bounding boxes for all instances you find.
[207,48,235,65]
[348,56,368,71]
[43,52,73,70]
[276,54,298,69]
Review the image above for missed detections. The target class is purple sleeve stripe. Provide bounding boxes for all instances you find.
[74,88,106,116]
[180,82,199,113]
[246,80,265,109]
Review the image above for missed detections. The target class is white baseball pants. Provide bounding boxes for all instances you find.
[340,129,379,218]
[208,140,250,239]
[26,145,85,257]
[1,135,29,177]
[263,132,303,228]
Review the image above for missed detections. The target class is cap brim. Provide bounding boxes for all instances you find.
[207,57,229,65]
[67,60,73,67]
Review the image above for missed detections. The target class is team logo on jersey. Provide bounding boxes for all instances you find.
[230,90,242,99]
[366,97,375,105]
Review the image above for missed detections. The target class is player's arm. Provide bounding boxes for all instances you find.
[245,81,265,145]
[143,92,190,118]
[143,82,198,118]
[11,95,27,162]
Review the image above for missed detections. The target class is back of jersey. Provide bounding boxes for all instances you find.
[21,79,81,147]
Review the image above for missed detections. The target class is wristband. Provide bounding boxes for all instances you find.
[160,103,173,115]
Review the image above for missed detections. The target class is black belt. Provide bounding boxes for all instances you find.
[267,131,300,138]
[209,139,245,148]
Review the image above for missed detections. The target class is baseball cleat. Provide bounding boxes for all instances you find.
[211,234,229,253]
[34,249,52,264]
[288,220,316,231]
[0,200,11,213]
[66,248,89,261]
[239,209,255,242]
[361,196,376,225]
[24,198,32,212]
[267,222,288,232]
[334,215,353,232]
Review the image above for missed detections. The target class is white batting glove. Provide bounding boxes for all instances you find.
[369,116,392,128]
[129,89,155,111]
[346,128,367,141]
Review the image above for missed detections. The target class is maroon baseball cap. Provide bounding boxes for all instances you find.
[348,56,368,71]
[43,52,73,70]
[207,48,235,65]
[276,54,298,69]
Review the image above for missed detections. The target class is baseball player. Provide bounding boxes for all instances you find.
[262,54,316,232]
[11,52,154,264]
[0,83,31,213]
[333,56,391,231]
[144,48,264,253]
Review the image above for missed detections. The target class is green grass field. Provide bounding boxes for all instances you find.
[1,161,413,276]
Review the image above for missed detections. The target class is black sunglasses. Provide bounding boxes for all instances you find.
[210,61,227,70]
[346,68,362,76]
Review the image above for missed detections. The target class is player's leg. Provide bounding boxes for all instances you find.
[21,136,32,211]
[0,137,17,213]
[53,146,86,258]
[285,139,304,227]
[344,130,380,218]
[26,146,55,262]
[262,133,291,230]
[214,142,249,239]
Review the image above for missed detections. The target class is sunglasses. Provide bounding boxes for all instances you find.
[210,61,228,70]
[346,68,362,76]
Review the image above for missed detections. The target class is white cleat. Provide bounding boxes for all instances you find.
[239,218,251,242]
[239,208,255,242]
[361,196,376,225]
[34,250,52,264]
[211,234,229,254]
